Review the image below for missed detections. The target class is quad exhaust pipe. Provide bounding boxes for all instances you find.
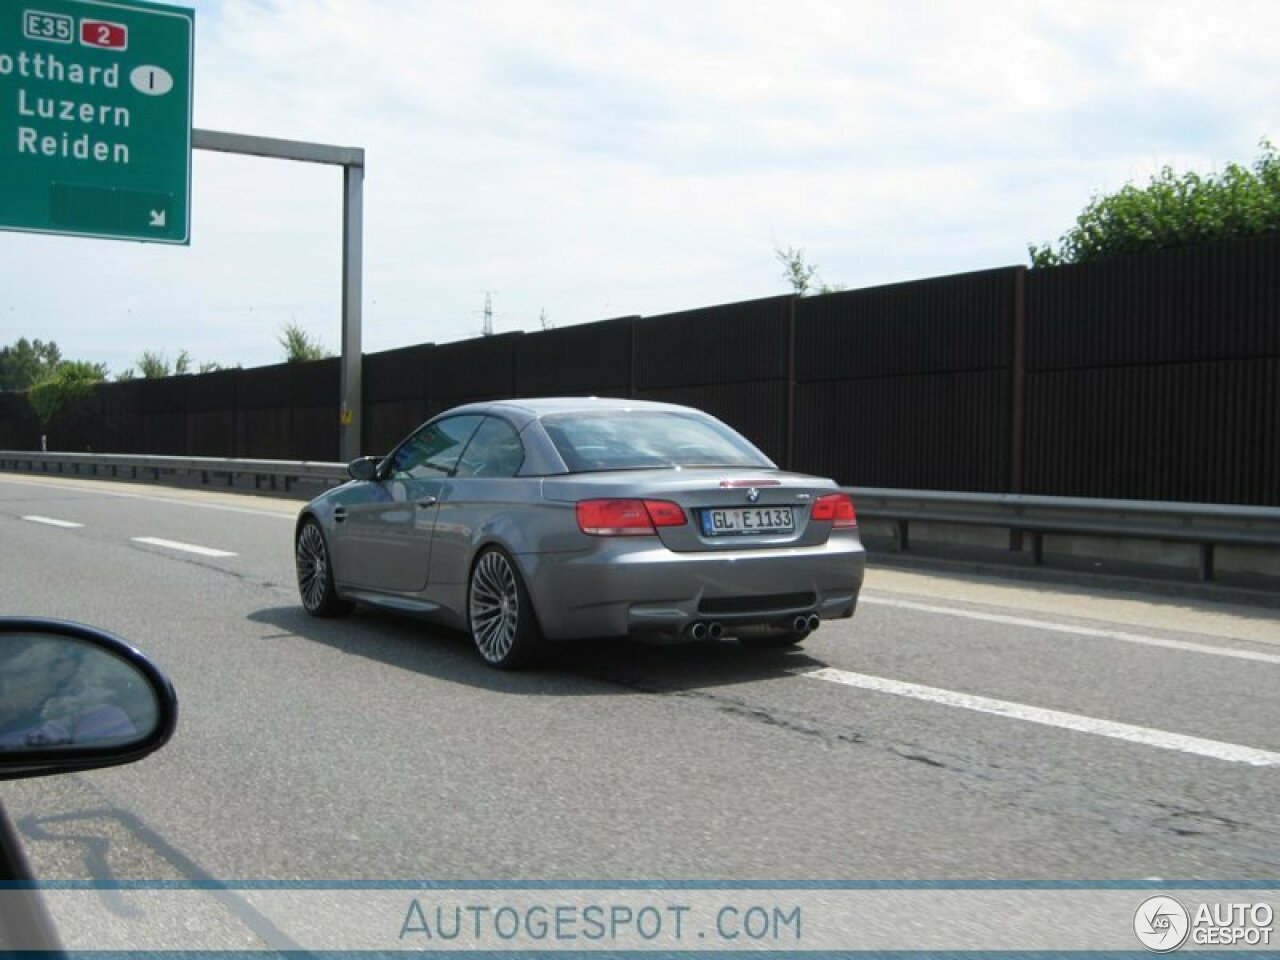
[687,620,725,641]
[687,615,818,640]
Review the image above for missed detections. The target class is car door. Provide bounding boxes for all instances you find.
[336,415,482,593]
[427,416,528,588]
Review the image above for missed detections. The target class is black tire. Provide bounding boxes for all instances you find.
[468,547,542,669]
[738,632,807,649]
[296,519,353,618]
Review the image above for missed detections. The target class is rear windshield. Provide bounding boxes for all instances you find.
[541,411,772,472]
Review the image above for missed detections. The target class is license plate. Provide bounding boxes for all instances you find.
[701,506,795,536]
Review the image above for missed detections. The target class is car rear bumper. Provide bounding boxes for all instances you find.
[520,535,866,641]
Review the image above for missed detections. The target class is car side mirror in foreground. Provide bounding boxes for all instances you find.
[347,456,382,482]
[0,619,178,781]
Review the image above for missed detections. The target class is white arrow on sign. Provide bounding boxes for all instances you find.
[149,209,166,228]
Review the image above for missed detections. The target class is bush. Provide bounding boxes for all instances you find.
[1030,140,1280,267]
[27,362,105,429]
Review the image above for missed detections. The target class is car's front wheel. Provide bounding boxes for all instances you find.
[468,547,542,669]
[296,519,353,618]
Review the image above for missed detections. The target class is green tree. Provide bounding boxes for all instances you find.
[128,349,217,379]
[775,244,817,295]
[774,244,846,295]
[137,351,171,379]
[278,322,331,363]
[56,359,109,381]
[0,338,62,391]
[1029,139,1280,267]
[26,361,105,429]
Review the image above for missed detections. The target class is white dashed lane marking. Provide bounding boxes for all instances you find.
[805,667,1280,767]
[22,515,84,528]
[131,537,238,558]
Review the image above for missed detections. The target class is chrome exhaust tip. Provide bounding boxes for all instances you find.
[707,621,724,640]
[689,621,708,641]
[792,614,810,633]
[806,614,821,632]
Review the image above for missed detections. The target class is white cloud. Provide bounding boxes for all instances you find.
[2,0,1278,375]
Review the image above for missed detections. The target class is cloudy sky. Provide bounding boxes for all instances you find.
[2,0,1277,376]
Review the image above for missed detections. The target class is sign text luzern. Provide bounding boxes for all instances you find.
[0,0,193,243]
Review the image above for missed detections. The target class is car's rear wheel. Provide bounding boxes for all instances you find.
[296,519,353,618]
[469,547,542,669]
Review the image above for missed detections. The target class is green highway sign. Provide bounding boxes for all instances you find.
[0,0,193,243]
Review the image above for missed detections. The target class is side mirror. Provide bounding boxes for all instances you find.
[0,619,178,781]
[347,456,382,482]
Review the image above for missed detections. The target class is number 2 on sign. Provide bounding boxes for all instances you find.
[80,19,128,50]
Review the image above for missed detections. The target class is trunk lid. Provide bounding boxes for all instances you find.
[542,468,847,552]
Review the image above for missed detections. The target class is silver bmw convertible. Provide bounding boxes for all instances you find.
[295,398,865,668]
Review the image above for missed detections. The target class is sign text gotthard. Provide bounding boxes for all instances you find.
[1,49,130,164]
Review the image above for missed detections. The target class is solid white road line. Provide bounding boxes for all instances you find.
[21,515,85,528]
[861,595,1280,666]
[805,667,1280,767]
[131,537,238,558]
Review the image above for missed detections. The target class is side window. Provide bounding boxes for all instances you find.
[455,417,525,478]
[389,416,482,481]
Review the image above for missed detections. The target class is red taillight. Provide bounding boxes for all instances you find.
[812,493,857,528]
[576,499,687,536]
[642,500,687,528]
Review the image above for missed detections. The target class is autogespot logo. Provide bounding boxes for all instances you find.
[1134,896,1191,952]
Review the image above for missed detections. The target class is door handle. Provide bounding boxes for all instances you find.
[416,496,438,508]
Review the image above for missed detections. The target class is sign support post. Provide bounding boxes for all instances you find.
[191,129,366,463]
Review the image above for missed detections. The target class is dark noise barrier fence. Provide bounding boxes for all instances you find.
[3,233,1278,506]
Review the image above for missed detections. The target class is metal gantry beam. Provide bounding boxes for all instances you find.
[192,128,366,461]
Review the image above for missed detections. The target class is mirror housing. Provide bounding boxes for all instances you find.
[347,456,382,482]
[0,619,178,781]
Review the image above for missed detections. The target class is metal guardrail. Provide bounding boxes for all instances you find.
[851,487,1280,582]
[2,452,1278,584]
[0,451,347,493]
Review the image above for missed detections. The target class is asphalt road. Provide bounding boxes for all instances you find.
[2,471,1278,889]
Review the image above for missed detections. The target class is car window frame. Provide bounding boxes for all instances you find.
[385,414,484,482]
[540,410,772,473]
[454,416,527,479]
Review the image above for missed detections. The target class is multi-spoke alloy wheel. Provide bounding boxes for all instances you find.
[469,548,540,668]
[296,519,352,618]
